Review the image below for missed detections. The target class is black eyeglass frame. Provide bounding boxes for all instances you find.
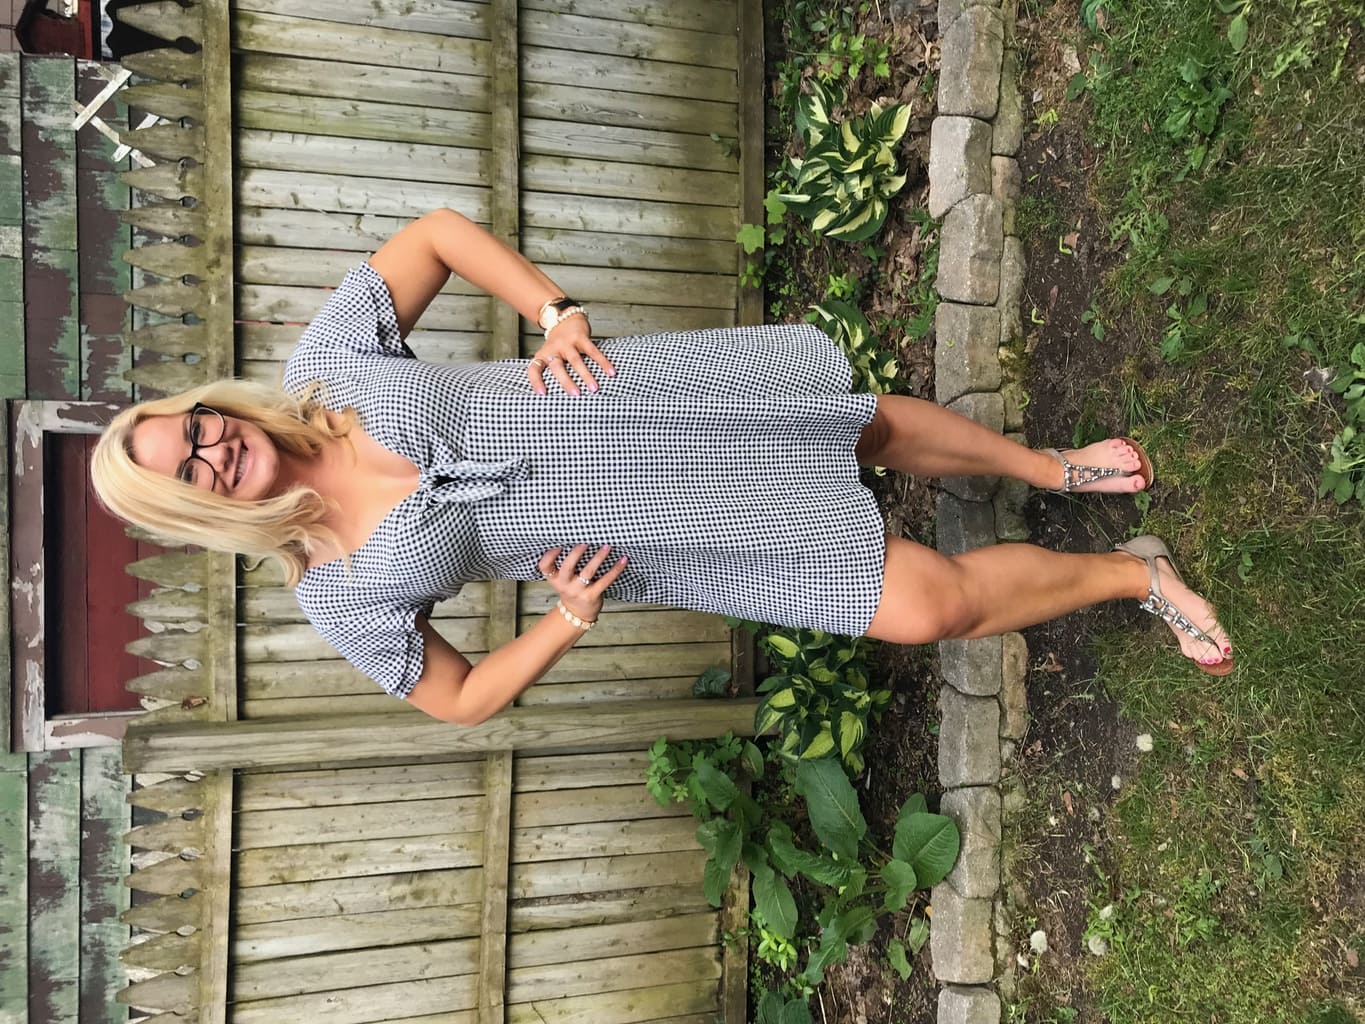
[176,403,227,488]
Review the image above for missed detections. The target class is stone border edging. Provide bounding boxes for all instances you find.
[926,0,1028,1019]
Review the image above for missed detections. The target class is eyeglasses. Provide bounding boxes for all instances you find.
[176,403,227,489]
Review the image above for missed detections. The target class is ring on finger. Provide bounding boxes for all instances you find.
[546,354,563,364]
[575,574,592,586]
[530,356,546,369]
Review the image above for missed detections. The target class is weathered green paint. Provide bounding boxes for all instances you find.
[79,747,131,1024]
[28,749,81,1024]
[0,54,23,398]
[22,56,80,399]
[0,412,10,745]
[0,756,27,1023]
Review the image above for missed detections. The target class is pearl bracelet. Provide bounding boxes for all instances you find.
[543,305,587,340]
[555,600,596,631]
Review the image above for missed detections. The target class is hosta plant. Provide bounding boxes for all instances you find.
[779,80,911,242]
[809,299,898,394]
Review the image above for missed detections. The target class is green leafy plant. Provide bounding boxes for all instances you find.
[1080,300,1106,341]
[1163,57,1234,175]
[808,300,898,395]
[1148,273,1210,360]
[778,80,911,242]
[647,736,958,995]
[753,628,890,773]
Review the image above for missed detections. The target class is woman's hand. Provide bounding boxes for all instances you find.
[537,543,629,621]
[528,314,616,396]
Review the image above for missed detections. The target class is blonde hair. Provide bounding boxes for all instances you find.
[91,379,354,586]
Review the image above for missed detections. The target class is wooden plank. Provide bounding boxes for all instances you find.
[515,610,731,648]
[521,46,735,103]
[237,90,492,148]
[236,168,491,221]
[523,228,735,275]
[508,947,720,1003]
[240,617,486,663]
[240,642,731,698]
[23,56,81,399]
[238,760,486,811]
[52,433,90,714]
[509,881,712,930]
[236,832,485,887]
[513,784,689,828]
[513,751,648,792]
[236,795,487,848]
[522,0,735,35]
[234,867,484,925]
[237,284,488,331]
[243,582,489,623]
[737,0,764,329]
[235,53,490,112]
[511,817,700,863]
[233,11,492,73]
[0,53,25,397]
[236,245,484,294]
[505,981,717,1024]
[240,323,488,366]
[521,118,735,173]
[238,694,418,719]
[522,191,737,241]
[0,759,27,1022]
[516,677,698,706]
[524,81,736,138]
[76,62,132,403]
[508,912,717,968]
[237,129,488,186]
[233,937,481,1002]
[520,10,737,70]
[0,410,8,751]
[522,154,738,208]
[478,750,513,1024]
[124,699,760,773]
[234,0,489,37]
[78,747,129,1024]
[11,406,47,755]
[233,904,484,962]
[511,849,709,902]
[28,749,81,1023]
[231,974,479,1024]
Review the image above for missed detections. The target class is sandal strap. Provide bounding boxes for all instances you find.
[1138,591,1217,644]
[1048,449,1125,493]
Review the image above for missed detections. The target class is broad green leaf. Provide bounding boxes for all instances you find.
[766,823,849,886]
[897,793,928,820]
[780,1000,814,1024]
[766,634,800,659]
[893,812,960,887]
[767,688,798,709]
[880,858,918,911]
[692,667,731,697]
[907,915,931,953]
[800,727,835,760]
[752,863,800,939]
[758,991,786,1024]
[886,938,913,980]
[838,711,864,760]
[742,740,765,779]
[794,759,867,858]
[702,856,731,906]
[694,758,741,811]
[1228,12,1248,51]
[696,818,742,866]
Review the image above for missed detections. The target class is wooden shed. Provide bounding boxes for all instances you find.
[3,1,769,1021]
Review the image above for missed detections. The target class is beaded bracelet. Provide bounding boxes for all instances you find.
[555,600,596,631]
[543,304,587,340]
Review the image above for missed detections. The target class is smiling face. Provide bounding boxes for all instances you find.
[129,408,281,501]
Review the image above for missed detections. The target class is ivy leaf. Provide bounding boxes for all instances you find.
[892,812,960,887]
[693,667,732,698]
[735,222,766,254]
[795,759,867,858]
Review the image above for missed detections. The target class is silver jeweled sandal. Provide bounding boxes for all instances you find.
[1114,534,1234,676]
[1041,437,1154,493]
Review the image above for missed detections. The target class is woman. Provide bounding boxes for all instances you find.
[92,209,1232,726]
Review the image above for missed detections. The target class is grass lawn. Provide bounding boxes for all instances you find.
[1010,0,1365,1020]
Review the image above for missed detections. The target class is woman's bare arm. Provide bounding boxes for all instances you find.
[366,209,615,393]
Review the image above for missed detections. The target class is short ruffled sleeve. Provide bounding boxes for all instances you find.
[295,580,435,701]
[297,262,415,359]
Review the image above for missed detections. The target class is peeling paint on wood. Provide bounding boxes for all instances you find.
[80,747,132,1024]
[23,57,81,400]
[0,759,28,1021]
[10,402,47,753]
[28,749,81,1023]
[0,53,24,398]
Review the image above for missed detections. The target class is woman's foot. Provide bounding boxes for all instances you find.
[1115,536,1233,674]
[1041,439,1150,494]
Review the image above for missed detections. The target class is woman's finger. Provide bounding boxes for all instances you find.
[576,544,613,583]
[556,543,589,581]
[580,339,616,378]
[591,555,629,592]
[545,355,579,397]
[566,348,599,393]
[527,358,548,396]
[537,547,562,577]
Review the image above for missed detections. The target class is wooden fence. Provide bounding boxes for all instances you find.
[111,1,765,1022]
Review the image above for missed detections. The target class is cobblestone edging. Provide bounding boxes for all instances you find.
[926,0,1028,1018]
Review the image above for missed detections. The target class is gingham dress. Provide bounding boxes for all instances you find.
[284,263,886,699]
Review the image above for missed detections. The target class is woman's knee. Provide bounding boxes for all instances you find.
[855,405,891,464]
[864,535,974,644]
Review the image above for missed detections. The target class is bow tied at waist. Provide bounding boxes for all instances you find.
[418,455,530,506]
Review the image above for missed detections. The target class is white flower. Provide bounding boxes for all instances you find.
[1111,774,1122,790]
[1087,935,1110,956]
[1098,903,1115,920]
[1136,733,1154,752]
[1030,929,1049,955]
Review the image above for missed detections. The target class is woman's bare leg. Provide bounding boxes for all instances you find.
[855,395,1145,493]
[865,534,1232,666]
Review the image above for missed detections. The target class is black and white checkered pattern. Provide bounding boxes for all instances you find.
[283,263,886,699]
